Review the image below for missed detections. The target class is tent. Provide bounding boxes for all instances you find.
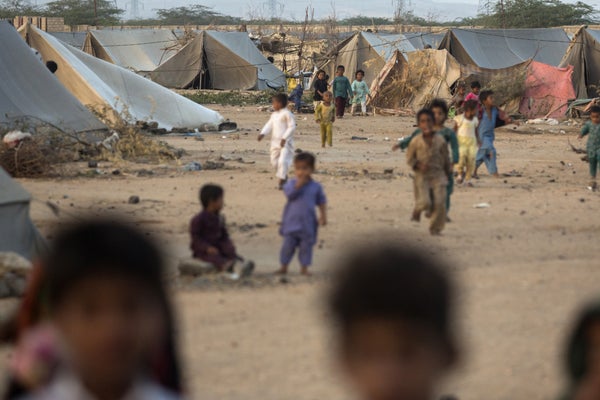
[20,24,227,132]
[154,30,287,90]
[560,28,600,99]
[369,49,460,112]
[439,28,570,69]
[519,61,575,118]
[1,21,106,135]
[404,31,447,50]
[0,166,46,261]
[320,31,416,86]
[84,29,180,75]
[85,29,286,90]
[49,31,87,49]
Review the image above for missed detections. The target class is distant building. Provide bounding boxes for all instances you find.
[12,16,65,32]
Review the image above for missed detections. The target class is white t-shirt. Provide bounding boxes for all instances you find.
[454,114,479,139]
[260,108,296,148]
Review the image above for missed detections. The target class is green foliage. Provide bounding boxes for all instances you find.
[465,0,598,28]
[0,0,38,18]
[152,4,241,25]
[45,0,123,26]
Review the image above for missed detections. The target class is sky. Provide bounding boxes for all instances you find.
[31,0,599,22]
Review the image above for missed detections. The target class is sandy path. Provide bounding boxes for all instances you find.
[2,105,599,399]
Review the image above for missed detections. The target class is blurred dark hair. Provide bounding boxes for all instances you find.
[355,69,365,78]
[336,65,345,71]
[470,81,481,89]
[479,90,494,102]
[430,98,449,117]
[329,241,457,361]
[294,152,316,169]
[416,108,434,123]
[200,184,224,208]
[272,92,288,107]
[589,105,600,115]
[463,99,478,111]
[565,301,600,384]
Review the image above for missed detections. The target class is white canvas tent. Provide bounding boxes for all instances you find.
[20,24,227,131]
[0,167,46,261]
[1,21,106,134]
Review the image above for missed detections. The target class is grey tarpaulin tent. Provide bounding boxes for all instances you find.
[439,28,570,69]
[319,31,416,87]
[560,28,600,99]
[20,24,228,132]
[49,31,87,49]
[404,31,447,50]
[1,21,106,134]
[0,167,46,261]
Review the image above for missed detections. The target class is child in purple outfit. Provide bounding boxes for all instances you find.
[277,152,327,276]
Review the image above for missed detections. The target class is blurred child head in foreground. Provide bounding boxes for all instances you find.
[6,219,181,399]
[329,241,458,400]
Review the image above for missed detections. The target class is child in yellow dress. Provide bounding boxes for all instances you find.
[315,91,336,148]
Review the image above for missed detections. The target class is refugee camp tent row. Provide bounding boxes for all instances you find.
[20,24,228,132]
[320,31,417,86]
[0,166,46,261]
[438,28,570,69]
[0,21,107,135]
[84,29,287,90]
[560,28,600,99]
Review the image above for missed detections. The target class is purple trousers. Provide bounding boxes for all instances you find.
[280,234,314,267]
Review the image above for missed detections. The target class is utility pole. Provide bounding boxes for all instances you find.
[93,0,98,26]
[499,0,506,28]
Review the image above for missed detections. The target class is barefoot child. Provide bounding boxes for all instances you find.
[190,184,254,278]
[578,105,600,191]
[399,109,452,235]
[258,93,297,189]
[430,99,459,221]
[277,152,327,276]
[454,100,480,186]
[351,70,370,116]
[329,241,459,400]
[332,65,353,119]
[6,220,183,399]
[315,91,336,148]
[475,90,514,178]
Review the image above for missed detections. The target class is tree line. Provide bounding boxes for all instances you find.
[0,0,596,28]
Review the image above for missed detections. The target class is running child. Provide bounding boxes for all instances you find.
[313,69,329,109]
[329,241,459,400]
[399,109,452,235]
[315,91,336,148]
[190,184,254,278]
[351,69,370,116]
[454,99,480,186]
[6,220,183,399]
[474,90,515,178]
[578,105,600,191]
[332,65,353,118]
[277,152,327,276]
[258,93,297,189]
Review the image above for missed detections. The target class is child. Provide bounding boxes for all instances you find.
[258,93,297,189]
[559,300,600,400]
[430,99,459,221]
[277,152,327,276]
[475,90,514,178]
[449,81,467,115]
[465,81,481,103]
[315,91,336,148]
[328,241,458,400]
[289,82,304,113]
[332,65,353,118]
[313,69,329,109]
[6,220,183,399]
[351,69,370,116]
[190,184,254,278]
[578,105,600,191]
[399,109,452,235]
[454,100,480,186]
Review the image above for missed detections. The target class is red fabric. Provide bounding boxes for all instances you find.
[519,61,576,118]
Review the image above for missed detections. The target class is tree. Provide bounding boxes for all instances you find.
[45,0,123,26]
[0,0,39,19]
[466,0,598,28]
[154,4,240,25]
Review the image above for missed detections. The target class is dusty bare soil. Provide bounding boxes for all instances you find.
[2,105,600,400]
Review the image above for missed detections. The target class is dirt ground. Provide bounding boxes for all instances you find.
[3,105,600,400]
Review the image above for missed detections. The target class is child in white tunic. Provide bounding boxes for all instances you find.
[258,93,297,189]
